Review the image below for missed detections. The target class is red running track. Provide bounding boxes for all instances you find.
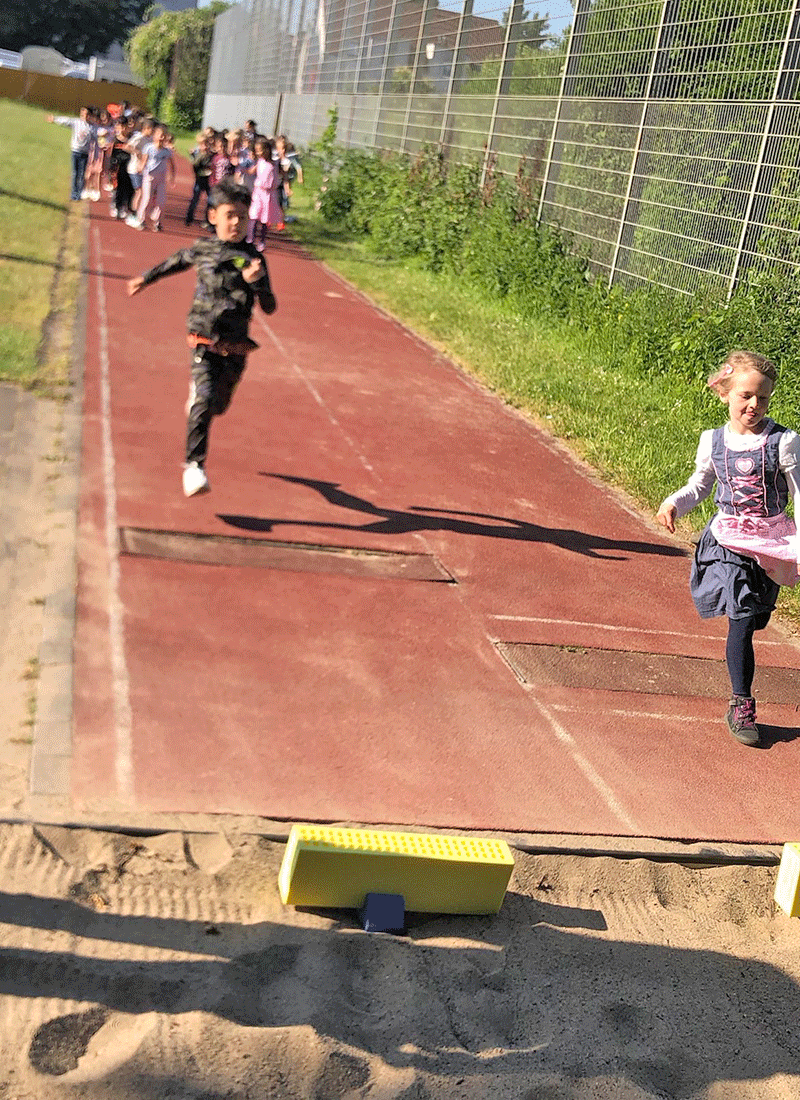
[72,163,800,841]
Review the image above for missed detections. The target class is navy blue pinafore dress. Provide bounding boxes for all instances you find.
[690,422,788,621]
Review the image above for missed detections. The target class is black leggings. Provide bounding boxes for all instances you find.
[114,169,134,215]
[726,611,771,697]
[186,349,246,465]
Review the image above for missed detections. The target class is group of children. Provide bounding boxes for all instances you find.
[53,105,304,246]
[186,122,303,251]
[51,105,177,230]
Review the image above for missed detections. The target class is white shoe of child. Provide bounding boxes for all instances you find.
[125,214,142,229]
[183,463,210,497]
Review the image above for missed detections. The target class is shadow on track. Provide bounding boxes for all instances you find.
[217,473,689,561]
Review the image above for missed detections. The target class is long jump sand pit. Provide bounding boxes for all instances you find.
[1,823,797,1099]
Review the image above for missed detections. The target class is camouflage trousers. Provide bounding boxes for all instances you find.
[186,347,247,466]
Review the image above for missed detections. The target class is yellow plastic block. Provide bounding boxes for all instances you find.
[775,843,800,917]
[278,825,515,914]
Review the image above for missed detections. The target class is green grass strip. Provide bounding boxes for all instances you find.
[0,100,75,390]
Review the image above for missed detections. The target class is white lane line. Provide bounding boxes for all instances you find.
[496,645,640,828]
[93,225,134,800]
[529,695,640,831]
[255,315,376,477]
[549,703,697,722]
[489,614,790,647]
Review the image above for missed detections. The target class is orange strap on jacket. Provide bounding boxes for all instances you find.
[187,333,260,357]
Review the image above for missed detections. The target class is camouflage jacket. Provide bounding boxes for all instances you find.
[140,237,277,341]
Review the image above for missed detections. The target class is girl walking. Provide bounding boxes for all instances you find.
[248,137,283,251]
[235,136,257,196]
[109,117,135,219]
[185,131,213,226]
[84,108,113,200]
[133,125,175,232]
[656,350,800,746]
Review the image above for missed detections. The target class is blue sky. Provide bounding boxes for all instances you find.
[198,0,575,38]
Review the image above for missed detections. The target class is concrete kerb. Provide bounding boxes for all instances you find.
[0,807,783,869]
[28,206,87,803]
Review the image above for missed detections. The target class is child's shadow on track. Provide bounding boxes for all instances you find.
[756,724,800,749]
[217,474,689,561]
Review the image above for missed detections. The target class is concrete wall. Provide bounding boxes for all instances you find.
[206,4,251,97]
[202,90,352,146]
[0,69,147,115]
[203,93,281,135]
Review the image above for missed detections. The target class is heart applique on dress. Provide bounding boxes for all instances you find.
[734,456,756,474]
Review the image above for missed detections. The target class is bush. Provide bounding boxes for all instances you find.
[148,69,168,119]
[313,142,800,435]
[161,91,199,133]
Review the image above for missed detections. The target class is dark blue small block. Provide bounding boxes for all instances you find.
[359,892,405,933]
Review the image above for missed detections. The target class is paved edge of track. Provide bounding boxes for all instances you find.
[26,204,89,820]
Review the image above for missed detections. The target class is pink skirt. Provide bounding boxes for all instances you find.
[711,512,800,587]
[249,187,282,226]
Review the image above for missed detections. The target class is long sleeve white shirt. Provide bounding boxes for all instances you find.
[53,116,93,153]
[661,421,800,518]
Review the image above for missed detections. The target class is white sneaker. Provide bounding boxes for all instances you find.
[125,214,141,228]
[183,463,209,497]
[91,190,100,201]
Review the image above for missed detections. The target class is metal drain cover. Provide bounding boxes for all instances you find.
[497,642,799,705]
[119,526,454,582]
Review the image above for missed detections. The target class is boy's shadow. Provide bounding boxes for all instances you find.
[218,474,688,561]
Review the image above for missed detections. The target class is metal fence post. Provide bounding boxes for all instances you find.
[290,0,311,93]
[536,0,591,224]
[372,0,400,147]
[275,0,296,93]
[400,0,431,152]
[480,4,516,189]
[607,0,673,287]
[332,0,354,93]
[728,0,800,295]
[438,0,473,151]
[352,0,370,93]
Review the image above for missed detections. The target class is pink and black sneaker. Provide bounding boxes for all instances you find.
[725,695,760,747]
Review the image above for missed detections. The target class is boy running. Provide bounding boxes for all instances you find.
[127,179,277,497]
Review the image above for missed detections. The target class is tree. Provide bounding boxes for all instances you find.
[0,0,150,60]
[502,5,550,49]
[127,2,229,128]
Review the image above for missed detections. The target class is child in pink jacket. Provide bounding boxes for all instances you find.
[247,138,284,251]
